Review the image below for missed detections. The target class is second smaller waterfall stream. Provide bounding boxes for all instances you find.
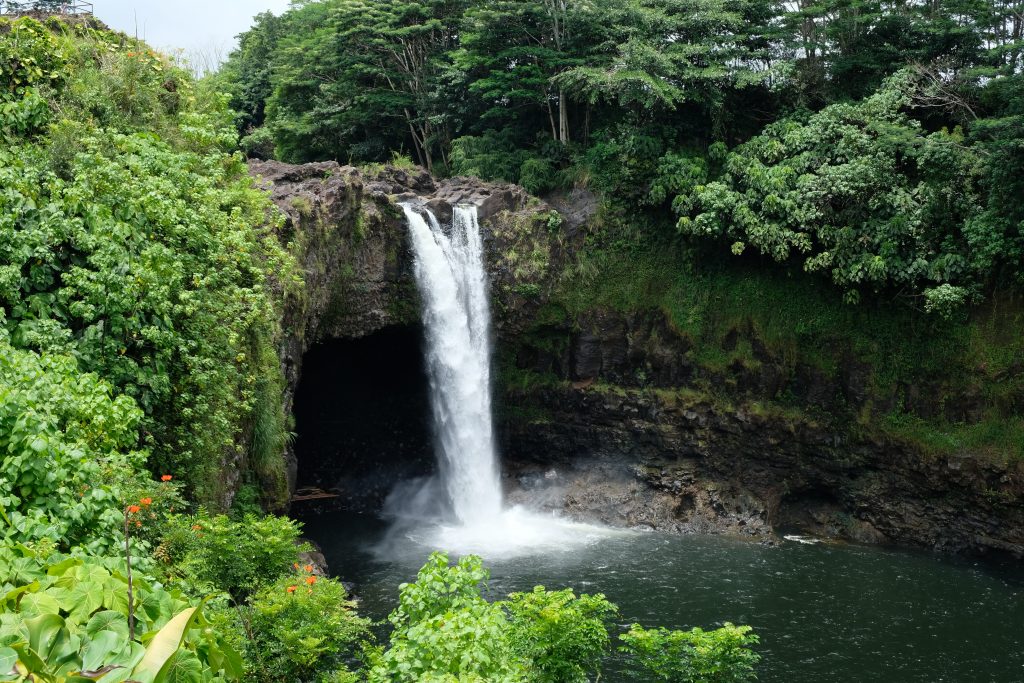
[385,202,613,558]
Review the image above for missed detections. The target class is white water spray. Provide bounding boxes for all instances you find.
[393,202,616,557]
[402,204,502,522]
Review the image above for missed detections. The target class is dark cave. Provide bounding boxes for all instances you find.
[292,325,434,509]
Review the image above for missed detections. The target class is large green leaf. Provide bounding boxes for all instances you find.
[130,608,197,683]
[65,582,106,623]
[10,643,46,676]
[81,630,125,672]
[19,591,61,616]
[21,612,80,675]
[0,646,18,680]
[1,582,38,610]
[85,611,129,641]
[100,578,129,614]
[153,650,203,683]
[45,557,82,579]
[24,613,67,659]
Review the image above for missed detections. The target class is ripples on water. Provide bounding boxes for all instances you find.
[299,509,1024,683]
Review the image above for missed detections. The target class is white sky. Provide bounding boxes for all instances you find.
[93,0,293,66]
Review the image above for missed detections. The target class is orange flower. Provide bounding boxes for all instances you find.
[127,505,141,514]
[135,520,142,527]
[303,564,313,573]
[140,497,152,506]
[191,524,202,531]
[286,585,297,593]
[161,475,172,482]
[293,562,299,569]
[306,576,316,586]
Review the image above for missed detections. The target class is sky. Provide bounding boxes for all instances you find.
[93,0,292,67]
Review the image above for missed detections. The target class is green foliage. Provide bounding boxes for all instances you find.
[0,338,145,553]
[245,572,370,683]
[450,130,532,184]
[0,17,298,506]
[553,230,1024,462]
[619,623,760,683]
[503,586,618,683]
[678,70,1020,307]
[158,514,307,600]
[366,553,524,682]
[0,18,70,97]
[223,0,1024,314]
[0,546,243,682]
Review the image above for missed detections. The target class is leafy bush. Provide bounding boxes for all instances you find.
[0,545,244,682]
[678,70,1016,308]
[619,623,760,683]
[0,18,299,505]
[519,157,558,195]
[451,131,532,184]
[504,586,618,683]
[245,570,370,683]
[159,514,307,600]
[366,553,524,682]
[241,125,277,159]
[0,338,145,553]
[0,17,71,97]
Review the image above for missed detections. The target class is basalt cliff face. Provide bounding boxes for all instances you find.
[251,160,1023,558]
[498,310,1024,556]
[248,160,554,493]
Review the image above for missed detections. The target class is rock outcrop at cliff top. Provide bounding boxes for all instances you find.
[248,159,556,495]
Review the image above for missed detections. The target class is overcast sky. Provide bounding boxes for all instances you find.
[94,0,292,66]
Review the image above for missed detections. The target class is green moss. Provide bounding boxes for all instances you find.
[551,227,1024,463]
[883,412,1024,462]
[290,195,314,217]
[246,329,290,510]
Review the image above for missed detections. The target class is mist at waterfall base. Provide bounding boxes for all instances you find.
[383,203,611,559]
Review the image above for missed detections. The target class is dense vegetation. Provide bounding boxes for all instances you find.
[223,0,1023,462]
[0,16,759,683]
[221,0,1023,309]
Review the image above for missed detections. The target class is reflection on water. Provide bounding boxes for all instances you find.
[298,508,1024,683]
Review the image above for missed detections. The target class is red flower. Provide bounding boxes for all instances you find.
[161,475,172,482]
[127,505,141,514]
[140,497,152,506]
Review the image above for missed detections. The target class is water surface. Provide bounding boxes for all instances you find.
[298,509,1024,683]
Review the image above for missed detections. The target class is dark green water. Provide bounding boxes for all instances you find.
[298,509,1024,682]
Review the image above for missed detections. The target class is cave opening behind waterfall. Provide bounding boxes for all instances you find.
[292,325,433,510]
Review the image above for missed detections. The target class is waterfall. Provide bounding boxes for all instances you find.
[402,204,503,523]
[387,201,611,558]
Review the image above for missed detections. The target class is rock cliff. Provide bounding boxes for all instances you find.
[251,159,1023,558]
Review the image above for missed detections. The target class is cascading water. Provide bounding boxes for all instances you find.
[387,202,614,558]
[401,204,502,522]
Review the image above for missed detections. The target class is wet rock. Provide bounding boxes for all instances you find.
[249,159,557,506]
[500,380,1024,556]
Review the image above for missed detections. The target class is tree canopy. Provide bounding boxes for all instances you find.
[219,0,1023,308]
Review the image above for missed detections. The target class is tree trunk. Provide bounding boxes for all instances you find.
[547,97,558,141]
[558,88,570,144]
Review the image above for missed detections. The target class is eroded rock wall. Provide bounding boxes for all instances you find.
[253,160,1023,557]
[249,160,555,494]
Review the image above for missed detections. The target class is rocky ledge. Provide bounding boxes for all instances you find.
[498,304,1024,557]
